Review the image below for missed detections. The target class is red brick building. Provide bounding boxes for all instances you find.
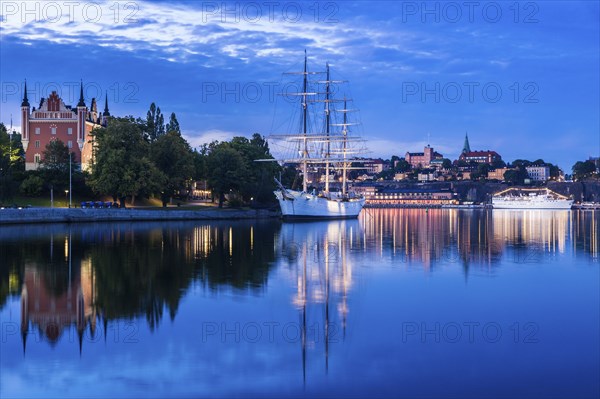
[405,145,443,168]
[21,81,109,171]
[459,150,502,164]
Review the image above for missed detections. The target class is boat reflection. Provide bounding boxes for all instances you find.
[277,219,361,381]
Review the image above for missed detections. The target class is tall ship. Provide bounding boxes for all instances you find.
[268,52,367,219]
[492,188,573,209]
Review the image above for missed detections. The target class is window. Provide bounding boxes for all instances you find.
[67,127,73,135]
[51,127,57,135]
[35,127,40,135]
[35,140,40,148]
[68,140,73,149]
[34,154,41,164]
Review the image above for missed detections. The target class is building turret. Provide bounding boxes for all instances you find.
[76,81,86,150]
[21,80,30,107]
[103,93,110,116]
[77,80,86,107]
[21,80,30,151]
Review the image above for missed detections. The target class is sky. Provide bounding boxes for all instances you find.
[0,0,598,171]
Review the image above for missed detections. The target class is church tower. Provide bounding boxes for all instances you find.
[21,80,30,152]
[462,132,471,153]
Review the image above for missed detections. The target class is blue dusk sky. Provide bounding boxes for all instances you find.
[0,0,598,171]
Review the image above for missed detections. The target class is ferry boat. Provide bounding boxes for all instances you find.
[266,51,367,219]
[492,188,573,209]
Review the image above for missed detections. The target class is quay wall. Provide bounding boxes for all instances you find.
[0,208,280,225]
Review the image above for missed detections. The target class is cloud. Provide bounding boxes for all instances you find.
[0,1,365,64]
[183,128,240,149]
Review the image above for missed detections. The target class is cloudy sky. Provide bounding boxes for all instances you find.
[1,0,598,170]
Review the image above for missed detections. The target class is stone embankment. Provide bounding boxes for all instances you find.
[0,208,280,225]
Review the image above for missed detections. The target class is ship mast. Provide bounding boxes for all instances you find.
[342,97,348,196]
[302,50,308,193]
[324,63,331,193]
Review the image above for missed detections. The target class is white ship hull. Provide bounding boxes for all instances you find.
[492,197,573,210]
[275,190,365,219]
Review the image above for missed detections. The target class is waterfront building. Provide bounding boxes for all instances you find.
[458,133,502,165]
[405,145,443,168]
[20,81,109,171]
[487,167,514,181]
[526,165,551,182]
[368,187,456,207]
[417,171,439,182]
[394,173,408,181]
[459,150,502,164]
[363,158,386,174]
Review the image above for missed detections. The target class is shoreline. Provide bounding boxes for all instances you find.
[0,208,281,225]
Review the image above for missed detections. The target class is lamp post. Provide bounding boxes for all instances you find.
[65,190,69,208]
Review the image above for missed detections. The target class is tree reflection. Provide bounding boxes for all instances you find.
[0,221,280,349]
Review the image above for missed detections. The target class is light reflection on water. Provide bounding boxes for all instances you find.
[0,209,598,398]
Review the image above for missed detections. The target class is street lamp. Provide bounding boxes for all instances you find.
[65,190,69,208]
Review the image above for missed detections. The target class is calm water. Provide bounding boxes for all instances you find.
[1,209,598,398]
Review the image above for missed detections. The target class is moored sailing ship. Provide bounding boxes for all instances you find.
[268,52,367,219]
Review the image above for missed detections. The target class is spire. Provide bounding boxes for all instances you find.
[462,132,471,153]
[77,80,85,107]
[21,80,30,107]
[103,92,110,116]
[78,329,83,356]
[22,331,27,355]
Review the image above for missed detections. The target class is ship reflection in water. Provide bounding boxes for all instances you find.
[0,209,598,398]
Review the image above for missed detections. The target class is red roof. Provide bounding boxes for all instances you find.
[462,150,499,157]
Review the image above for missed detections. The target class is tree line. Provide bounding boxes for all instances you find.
[0,104,279,207]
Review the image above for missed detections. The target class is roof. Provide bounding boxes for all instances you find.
[379,188,453,194]
[461,150,499,157]
[407,152,424,157]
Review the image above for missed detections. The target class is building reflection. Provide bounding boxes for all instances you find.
[572,210,599,259]
[358,208,598,271]
[359,208,503,271]
[10,221,279,353]
[20,232,97,354]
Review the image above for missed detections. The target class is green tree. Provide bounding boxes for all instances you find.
[394,158,411,172]
[150,131,195,206]
[205,144,246,207]
[504,168,528,185]
[441,158,453,170]
[0,123,25,201]
[39,139,73,192]
[90,117,166,206]
[491,159,506,169]
[572,160,597,181]
[146,103,165,142]
[227,134,278,204]
[165,112,180,134]
[19,175,44,196]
